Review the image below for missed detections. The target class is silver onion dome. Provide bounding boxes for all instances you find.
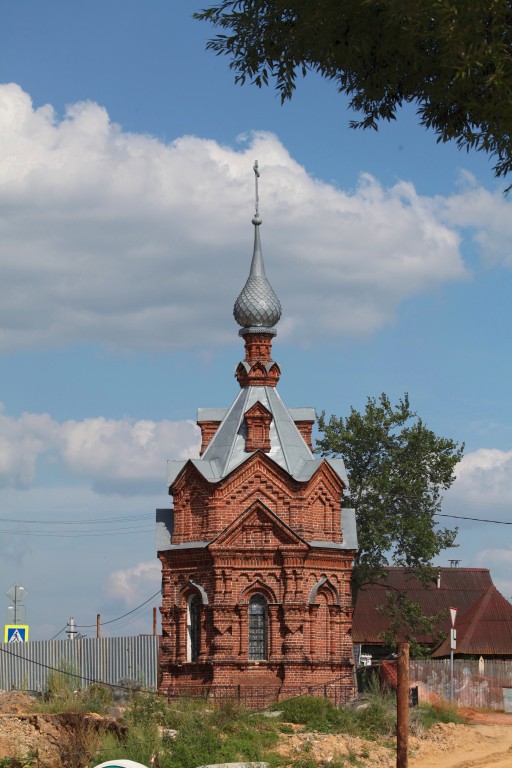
[233,208,282,330]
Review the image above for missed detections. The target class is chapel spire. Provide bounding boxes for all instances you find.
[233,162,282,387]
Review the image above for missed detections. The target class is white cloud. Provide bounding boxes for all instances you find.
[473,548,512,601]
[106,561,161,607]
[451,448,512,508]
[474,547,512,567]
[434,177,512,267]
[59,416,200,493]
[0,404,58,487]
[0,83,471,353]
[0,402,200,493]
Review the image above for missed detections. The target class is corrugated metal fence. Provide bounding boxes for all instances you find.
[410,658,512,711]
[0,636,159,692]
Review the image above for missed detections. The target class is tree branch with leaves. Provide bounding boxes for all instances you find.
[195,0,512,187]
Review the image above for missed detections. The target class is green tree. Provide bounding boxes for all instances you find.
[376,590,447,657]
[195,0,512,185]
[316,393,463,593]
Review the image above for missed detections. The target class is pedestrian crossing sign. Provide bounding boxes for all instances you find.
[4,625,29,642]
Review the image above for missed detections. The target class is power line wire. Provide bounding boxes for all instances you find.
[49,625,68,641]
[0,645,153,691]
[76,590,161,628]
[0,526,155,538]
[0,513,154,525]
[435,512,512,525]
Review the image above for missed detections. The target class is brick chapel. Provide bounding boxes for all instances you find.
[157,165,358,698]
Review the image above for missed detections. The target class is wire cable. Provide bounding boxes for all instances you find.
[76,590,161,628]
[49,625,68,641]
[0,644,154,691]
[435,512,512,525]
[0,512,155,525]
[0,526,155,537]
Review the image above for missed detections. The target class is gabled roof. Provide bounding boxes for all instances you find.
[432,585,512,657]
[352,567,495,645]
[168,385,348,487]
[208,500,309,552]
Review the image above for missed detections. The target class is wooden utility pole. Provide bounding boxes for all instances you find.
[96,613,101,639]
[396,641,410,768]
[153,606,157,636]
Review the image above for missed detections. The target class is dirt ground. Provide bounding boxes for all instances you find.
[0,692,123,768]
[0,691,511,768]
[276,709,512,768]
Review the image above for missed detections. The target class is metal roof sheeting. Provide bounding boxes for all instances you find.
[168,386,348,487]
[352,567,496,645]
[432,586,512,657]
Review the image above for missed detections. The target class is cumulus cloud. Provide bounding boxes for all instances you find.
[451,448,512,508]
[106,561,161,607]
[0,83,472,353]
[0,404,58,487]
[434,175,512,267]
[0,402,199,492]
[59,416,200,493]
[474,547,512,567]
[473,548,512,601]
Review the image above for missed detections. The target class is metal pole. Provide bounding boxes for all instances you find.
[67,617,76,640]
[396,641,410,768]
[14,584,18,625]
[450,645,454,702]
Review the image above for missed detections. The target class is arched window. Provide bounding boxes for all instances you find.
[187,594,201,662]
[248,594,268,660]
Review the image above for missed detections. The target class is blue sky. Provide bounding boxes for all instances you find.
[1,0,511,640]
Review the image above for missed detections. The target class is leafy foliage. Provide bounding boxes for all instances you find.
[195,0,512,185]
[377,591,447,655]
[317,393,463,593]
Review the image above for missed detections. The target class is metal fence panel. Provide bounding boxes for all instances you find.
[0,636,159,692]
[410,658,512,710]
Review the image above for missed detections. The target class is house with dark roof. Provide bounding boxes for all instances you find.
[352,567,512,660]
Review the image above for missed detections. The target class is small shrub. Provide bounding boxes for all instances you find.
[278,696,346,732]
[355,688,396,740]
[347,750,363,767]
[416,700,465,729]
[0,754,37,768]
[96,695,281,768]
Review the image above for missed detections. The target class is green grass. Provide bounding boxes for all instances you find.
[416,699,465,729]
[276,684,398,741]
[32,676,467,768]
[35,663,114,714]
[96,692,282,768]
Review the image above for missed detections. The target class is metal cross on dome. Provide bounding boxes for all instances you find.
[253,160,260,217]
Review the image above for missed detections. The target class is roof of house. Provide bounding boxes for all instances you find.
[432,585,512,657]
[352,567,495,645]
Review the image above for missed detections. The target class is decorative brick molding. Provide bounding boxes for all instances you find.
[198,420,221,455]
[235,331,281,387]
[244,401,272,452]
[294,420,315,450]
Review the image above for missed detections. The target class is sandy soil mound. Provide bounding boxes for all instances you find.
[0,693,125,768]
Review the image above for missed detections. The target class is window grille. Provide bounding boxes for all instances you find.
[248,594,268,660]
[187,594,201,662]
